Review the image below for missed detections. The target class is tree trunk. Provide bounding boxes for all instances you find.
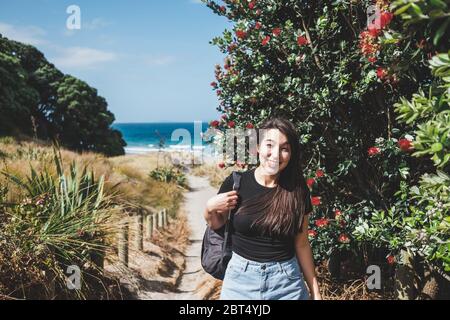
[394,250,418,300]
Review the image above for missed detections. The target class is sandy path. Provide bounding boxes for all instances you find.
[147,173,216,300]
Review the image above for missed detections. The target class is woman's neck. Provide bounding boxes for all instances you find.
[255,166,279,188]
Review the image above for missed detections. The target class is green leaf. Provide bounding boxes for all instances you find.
[430,0,447,10]
[394,4,411,15]
[431,142,444,152]
[434,19,450,46]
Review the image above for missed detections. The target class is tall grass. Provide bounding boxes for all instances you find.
[0,138,187,299]
[0,146,118,299]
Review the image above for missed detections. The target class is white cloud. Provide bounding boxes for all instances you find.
[143,55,176,67]
[0,22,46,45]
[53,47,117,69]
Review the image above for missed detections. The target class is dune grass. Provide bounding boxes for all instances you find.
[0,137,186,299]
[190,164,234,189]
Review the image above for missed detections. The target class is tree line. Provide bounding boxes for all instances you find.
[0,35,126,156]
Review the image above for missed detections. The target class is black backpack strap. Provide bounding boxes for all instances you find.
[223,171,242,250]
[232,171,242,192]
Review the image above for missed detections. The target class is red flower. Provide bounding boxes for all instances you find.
[210,120,220,128]
[218,162,226,169]
[308,230,317,238]
[262,35,271,46]
[306,178,315,188]
[219,6,226,13]
[398,139,413,152]
[387,255,396,265]
[210,81,218,88]
[236,29,247,39]
[315,169,324,178]
[248,1,256,9]
[380,11,393,29]
[255,22,262,30]
[272,28,281,37]
[228,43,237,52]
[338,234,350,244]
[246,123,254,129]
[368,147,380,157]
[297,35,309,46]
[311,196,321,206]
[367,11,393,32]
[228,121,235,128]
[216,90,222,96]
[367,25,380,37]
[334,209,342,219]
[315,218,329,228]
[368,56,377,63]
[377,67,388,80]
[359,31,380,58]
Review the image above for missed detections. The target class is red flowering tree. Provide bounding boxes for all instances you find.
[204,0,448,282]
[353,0,450,286]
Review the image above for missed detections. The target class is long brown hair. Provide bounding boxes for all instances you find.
[236,117,309,237]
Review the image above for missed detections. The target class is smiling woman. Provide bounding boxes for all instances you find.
[204,117,322,300]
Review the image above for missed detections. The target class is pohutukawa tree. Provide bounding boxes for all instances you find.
[204,0,449,279]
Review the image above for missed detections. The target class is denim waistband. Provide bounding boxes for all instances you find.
[229,251,298,273]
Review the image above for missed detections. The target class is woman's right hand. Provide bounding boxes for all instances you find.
[206,191,239,215]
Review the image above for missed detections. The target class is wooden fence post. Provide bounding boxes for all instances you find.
[134,213,144,251]
[151,213,157,234]
[118,219,129,267]
[146,212,153,239]
[157,210,164,229]
[163,208,167,228]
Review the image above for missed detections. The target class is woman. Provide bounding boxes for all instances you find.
[204,118,321,300]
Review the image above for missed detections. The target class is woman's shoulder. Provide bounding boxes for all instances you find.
[217,168,255,194]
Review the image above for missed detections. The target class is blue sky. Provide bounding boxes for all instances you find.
[0,0,230,123]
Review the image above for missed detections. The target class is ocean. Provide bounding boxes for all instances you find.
[112,122,212,155]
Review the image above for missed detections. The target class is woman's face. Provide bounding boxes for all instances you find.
[257,129,291,176]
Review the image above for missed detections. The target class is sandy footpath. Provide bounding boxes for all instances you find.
[142,173,217,300]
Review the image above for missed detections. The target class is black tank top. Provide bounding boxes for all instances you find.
[217,168,313,262]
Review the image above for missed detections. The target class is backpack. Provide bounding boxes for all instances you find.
[201,171,242,280]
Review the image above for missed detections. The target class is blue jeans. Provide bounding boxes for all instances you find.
[220,252,310,300]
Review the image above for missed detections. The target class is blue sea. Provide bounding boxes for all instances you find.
[113,122,212,155]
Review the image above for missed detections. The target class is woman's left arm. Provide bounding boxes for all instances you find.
[295,214,322,300]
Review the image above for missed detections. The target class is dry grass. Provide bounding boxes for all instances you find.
[0,137,188,299]
[108,153,186,212]
[191,164,235,188]
[316,262,395,300]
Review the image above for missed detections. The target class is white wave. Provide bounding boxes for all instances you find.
[125,145,212,155]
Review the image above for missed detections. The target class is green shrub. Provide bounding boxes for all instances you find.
[0,147,116,299]
[149,167,187,188]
